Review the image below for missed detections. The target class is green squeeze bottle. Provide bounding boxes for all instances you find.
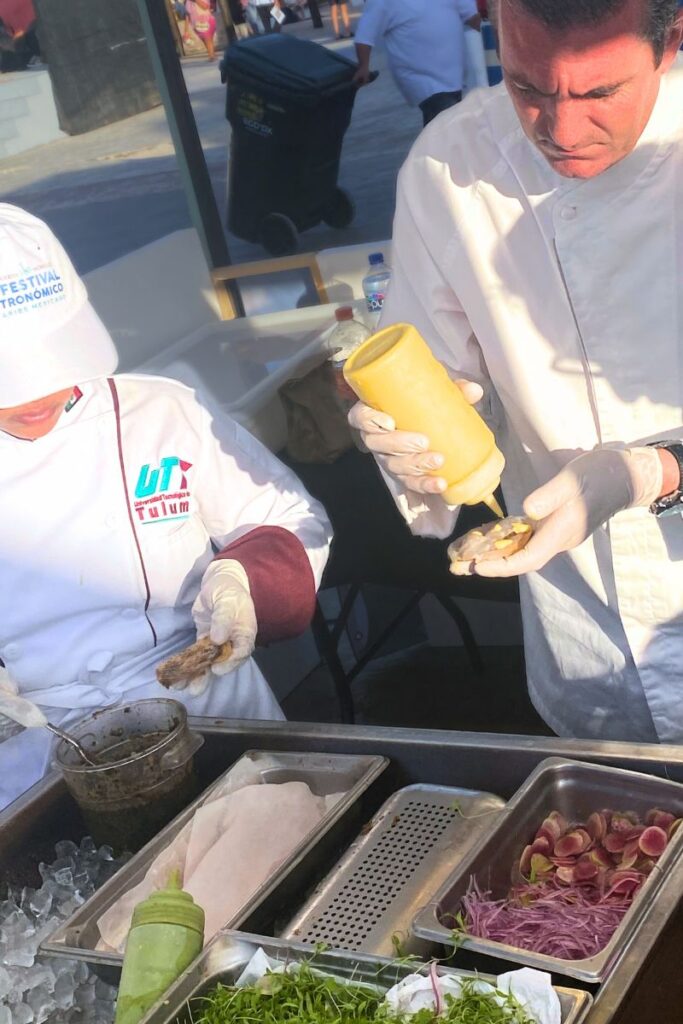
[114,870,205,1024]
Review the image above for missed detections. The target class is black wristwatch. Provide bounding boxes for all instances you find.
[647,441,683,516]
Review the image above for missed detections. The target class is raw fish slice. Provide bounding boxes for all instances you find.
[184,781,327,941]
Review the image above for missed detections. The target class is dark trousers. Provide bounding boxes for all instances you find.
[419,89,462,126]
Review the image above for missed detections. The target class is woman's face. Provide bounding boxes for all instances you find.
[0,387,75,440]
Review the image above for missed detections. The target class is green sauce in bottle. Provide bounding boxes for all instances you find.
[114,869,204,1024]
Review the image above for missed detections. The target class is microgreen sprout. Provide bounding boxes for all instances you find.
[189,956,536,1024]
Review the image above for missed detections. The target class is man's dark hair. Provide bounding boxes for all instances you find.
[496,0,679,62]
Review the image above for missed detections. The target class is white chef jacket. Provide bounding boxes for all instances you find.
[355,0,478,106]
[381,57,683,744]
[0,374,331,808]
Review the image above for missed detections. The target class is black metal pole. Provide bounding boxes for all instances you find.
[135,0,244,317]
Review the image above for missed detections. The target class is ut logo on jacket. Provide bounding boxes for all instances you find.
[134,456,193,525]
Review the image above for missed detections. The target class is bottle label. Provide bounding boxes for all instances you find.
[365,291,386,314]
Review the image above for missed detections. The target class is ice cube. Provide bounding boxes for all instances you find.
[1,913,36,969]
[80,837,97,856]
[28,891,52,922]
[53,970,76,1010]
[53,869,73,888]
[10,1003,34,1024]
[91,1000,116,1024]
[0,898,19,922]
[54,841,79,861]
[72,871,92,893]
[0,1003,11,1024]
[94,978,116,1001]
[75,979,97,1007]
[19,890,36,916]
[57,894,85,919]
[25,984,56,1024]
[73,960,90,985]
[52,958,78,978]
[5,966,27,1003]
[24,964,55,993]
[0,964,11,998]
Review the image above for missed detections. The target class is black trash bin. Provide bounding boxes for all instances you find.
[220,35,368,255]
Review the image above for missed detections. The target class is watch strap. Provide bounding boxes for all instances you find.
[647,441,683,516]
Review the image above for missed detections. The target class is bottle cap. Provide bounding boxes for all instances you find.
[335,306,354,321]
[131,869,205,936]
[368,252,384,266]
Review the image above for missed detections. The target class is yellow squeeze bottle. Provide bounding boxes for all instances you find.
[343,322,504,515]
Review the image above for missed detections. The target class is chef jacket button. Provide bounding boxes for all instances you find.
[87,651,114,673]
[559,205,577,221]
[121,608,139,619]
[3,643,19,660]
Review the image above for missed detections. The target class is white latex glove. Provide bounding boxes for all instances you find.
[450,447,663,579]
[170,560,257,698]
[0,665,48,729]
[347,380,484,496]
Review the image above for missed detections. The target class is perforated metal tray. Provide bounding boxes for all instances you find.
[140,931,592,1024]
[412,757,683,983]
[282,784,505,956]
[41,749,388,969]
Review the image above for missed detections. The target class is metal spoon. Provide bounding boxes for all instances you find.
[0,687,97,766]
[45,722,98,766]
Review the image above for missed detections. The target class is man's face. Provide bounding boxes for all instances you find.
[498,0,683,179]
[0,387,74,441]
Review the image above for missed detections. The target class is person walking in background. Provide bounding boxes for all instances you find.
[354,0,481,125]
[329,0,353,40]
[0,0,40,72]
[246,0,283,34]
[185,0,217,59]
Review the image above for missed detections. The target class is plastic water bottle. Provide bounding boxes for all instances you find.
[362,252,392,325]
[326,306,371,406]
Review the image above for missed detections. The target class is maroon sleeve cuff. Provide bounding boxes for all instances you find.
[215,526,317,644]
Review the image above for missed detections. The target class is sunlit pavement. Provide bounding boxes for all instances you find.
[0,7,420,271]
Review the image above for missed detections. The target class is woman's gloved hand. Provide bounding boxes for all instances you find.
[0,666,48,730]
[450,447,663,578]
[174,560,257,697]
[347,380,484,496]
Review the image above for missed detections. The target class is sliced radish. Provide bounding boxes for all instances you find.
[638,826,668,858]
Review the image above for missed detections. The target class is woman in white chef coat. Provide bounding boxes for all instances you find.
[0,204,332,810]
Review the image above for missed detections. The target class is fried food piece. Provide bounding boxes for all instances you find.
[448,516,533,564]
[156,636,232,687]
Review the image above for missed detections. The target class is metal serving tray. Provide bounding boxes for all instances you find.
[282,784,505,957]
[413,757,683,984]
[140,931,592,1024]
[41,749,387,968]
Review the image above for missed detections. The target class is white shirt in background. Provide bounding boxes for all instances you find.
[355,0,478,106]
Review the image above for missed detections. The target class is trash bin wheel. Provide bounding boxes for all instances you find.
[321,187,355,229]
[259,213,299,256]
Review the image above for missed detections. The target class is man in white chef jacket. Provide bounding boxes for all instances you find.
[0,204,332,810]
[352,0,683,743]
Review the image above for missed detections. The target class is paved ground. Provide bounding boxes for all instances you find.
[283,642,548,734]
[0,8,420,272]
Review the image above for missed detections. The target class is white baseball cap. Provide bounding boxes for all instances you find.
[0,204,118,407]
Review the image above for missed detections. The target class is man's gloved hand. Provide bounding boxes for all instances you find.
[347,380,484,495]
[450,447,663,578]
[174,560,257,697]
